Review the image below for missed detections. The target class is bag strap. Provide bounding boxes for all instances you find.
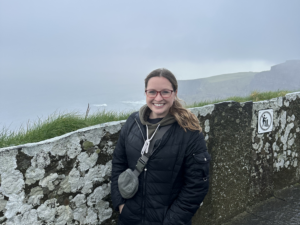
[133,124,172,176]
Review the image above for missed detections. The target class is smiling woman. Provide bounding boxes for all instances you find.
[111,68,211,225]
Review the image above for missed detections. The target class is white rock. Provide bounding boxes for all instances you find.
[95,200,113,223]
[5,214,22,225]
[285,161,290,168]
[81,166,103,194]
[84,207,98,224]
[27,186,43,206]
[55,205,73,225]
[58,176,71,195]
[87,183,111,206]
[5,192,31,219]
[70,194,87,224]
[204,120,210,133]
[57,160,64,170]
[102,142,115,155]
[275,154,286,171]
[83,128,106,146]
[0,149,18,174]
[284,100,289,107]
[25,167,45,185]
[67,147,82,159]
[20,209,39,225]
[37,199,57,222]
[280,111,287,130]
[39,173,58,191]
[1,170,24,196]
[78,152,98,172]
[281,123,294,145]
[205,134,209,141]
[285,92,300,101]
[192,104,215,117]
[51,141,70,156]
[69,168,84,193]
[0,197,7,212]
[104,121,123,135]
[31,151,51,169]
[293,160,298,167]
[288,138,295,147]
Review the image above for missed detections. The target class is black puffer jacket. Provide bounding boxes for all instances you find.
[111,112,210,225]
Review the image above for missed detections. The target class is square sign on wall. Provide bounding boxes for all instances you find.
[258,109,273,134]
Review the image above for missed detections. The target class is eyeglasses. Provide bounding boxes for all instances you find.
[145,89,174,98]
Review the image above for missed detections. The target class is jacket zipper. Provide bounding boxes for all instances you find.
[142,167,147,225]
[135,118,146,141]
[135,119,147,224]
[135,119,162,225]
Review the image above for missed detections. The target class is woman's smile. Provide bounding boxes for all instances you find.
[153,103,165,108]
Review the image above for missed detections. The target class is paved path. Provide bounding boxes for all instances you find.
[224,184,300,225]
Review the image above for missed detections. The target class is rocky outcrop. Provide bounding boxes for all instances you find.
[178,60,300,103]
[248,60,300,92]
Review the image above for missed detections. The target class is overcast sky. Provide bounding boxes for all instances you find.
[1,0,300,131]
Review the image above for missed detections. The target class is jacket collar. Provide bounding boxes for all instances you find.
[138,104,176,127]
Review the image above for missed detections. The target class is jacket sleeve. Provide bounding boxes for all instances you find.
[110,118,130,212]
[163,132,210,225]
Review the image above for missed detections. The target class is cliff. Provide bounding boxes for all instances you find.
[178,60,300,104]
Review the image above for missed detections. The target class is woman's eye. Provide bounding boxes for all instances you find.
[162,90,170,94]
[149,91,156,94]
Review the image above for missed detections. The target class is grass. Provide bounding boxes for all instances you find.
[0,90,296,148]
[0,110,132,148]
[186,90,292,108]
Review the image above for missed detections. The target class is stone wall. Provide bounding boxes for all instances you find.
[0,92,300,225]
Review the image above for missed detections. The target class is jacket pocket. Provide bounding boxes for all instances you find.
[193,151,211,181]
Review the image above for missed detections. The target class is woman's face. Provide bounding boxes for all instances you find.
[146,77,177,119]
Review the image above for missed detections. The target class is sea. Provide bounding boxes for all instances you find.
[0,88,146,133]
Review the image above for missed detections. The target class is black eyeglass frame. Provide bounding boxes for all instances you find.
[145,89,174,98]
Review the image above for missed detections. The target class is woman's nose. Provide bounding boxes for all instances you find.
[154,92,164,101]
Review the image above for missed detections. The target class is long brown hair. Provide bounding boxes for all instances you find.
[145,68,202,132]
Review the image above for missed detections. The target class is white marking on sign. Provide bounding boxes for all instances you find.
[258,109,273,133]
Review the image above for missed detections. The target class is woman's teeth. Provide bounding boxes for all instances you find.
[154,104,164,106]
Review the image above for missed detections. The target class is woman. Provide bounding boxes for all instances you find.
[111,68,210,225]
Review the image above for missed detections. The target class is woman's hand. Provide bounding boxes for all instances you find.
[119,204,125,213]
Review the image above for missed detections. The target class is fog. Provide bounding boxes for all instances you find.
[1,0,300,130]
